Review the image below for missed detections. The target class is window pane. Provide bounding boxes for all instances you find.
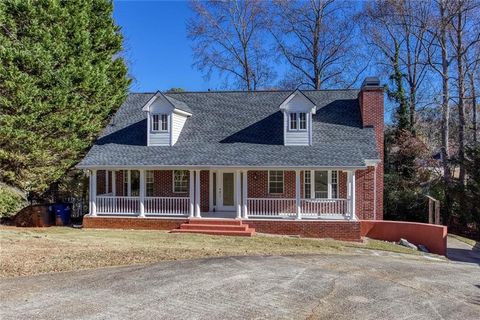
[304,171,311,198]
[131,170,140,196]
[146,170,154,197]
[161,114,168,131]
[299,113,306,129]
[289,113,297,130]
[173,170,189,193]
[152,115,159,131]
[123,170,128,195]
[331,171,338,198]
[314,171,328,198]
[269,171,284,194]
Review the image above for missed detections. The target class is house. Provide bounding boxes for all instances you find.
[77,77,384,240]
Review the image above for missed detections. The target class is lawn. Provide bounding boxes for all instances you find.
[0,226,421,278]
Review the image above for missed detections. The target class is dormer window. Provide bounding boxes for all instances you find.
[152,114,169,132]
[289,112,307,131]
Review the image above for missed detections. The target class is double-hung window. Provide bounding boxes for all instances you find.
[269,170,284,194]
[146,170,154,197]
[173,170,189,193]
[152,114,169,132]
[289,112,307,131]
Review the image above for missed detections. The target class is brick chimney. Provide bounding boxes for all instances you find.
[356,77,385,220]
[358,77,384,159]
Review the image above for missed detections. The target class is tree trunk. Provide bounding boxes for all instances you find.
[470,72,478,143]
[439,0,452,217]
[456,9,466,185]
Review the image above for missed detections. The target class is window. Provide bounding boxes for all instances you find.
[304,170,311,199]
[173,170,189,193]
[299,112,307,130]
[130,170,140,196]
[289,113,297,130]
[146,170,154,197]
[269,170,284,194]
[161,114,168,131]
[289,112,307,131]
[331,170,338,198]
[304,170,339,199]
[314,171,328,198]
[151,114,168,132]
[123,170,128,196]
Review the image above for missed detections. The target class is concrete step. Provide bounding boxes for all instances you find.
[180,223,249,231]
[188,218,243,226]
[170,229,255,237]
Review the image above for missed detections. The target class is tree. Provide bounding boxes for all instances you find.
[270,0,365,89]
[187,0,273,91]
[363,0,431,132]
[166,87,185,93]
[0,0,130,197]
[450,0,480,184]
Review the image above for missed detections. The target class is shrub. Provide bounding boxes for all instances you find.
[0,183,26,218]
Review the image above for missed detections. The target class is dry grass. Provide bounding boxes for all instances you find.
[0,226,419,278]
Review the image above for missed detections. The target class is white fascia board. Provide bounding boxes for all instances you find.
[76,164,369,171]
[141,91,162,112]
[172,108,192,117]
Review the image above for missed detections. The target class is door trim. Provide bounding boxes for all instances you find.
[217,170,236,211]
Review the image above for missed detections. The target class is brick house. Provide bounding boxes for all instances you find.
[77,77,384,239]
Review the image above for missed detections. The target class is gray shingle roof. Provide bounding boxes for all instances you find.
[77,90,380,168]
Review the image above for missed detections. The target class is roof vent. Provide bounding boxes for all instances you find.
[361,77,380,88]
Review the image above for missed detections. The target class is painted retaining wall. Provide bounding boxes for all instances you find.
[360,220,448,256]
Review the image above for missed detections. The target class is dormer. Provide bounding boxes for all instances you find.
[279,90,317,146]
[142,91,192,146]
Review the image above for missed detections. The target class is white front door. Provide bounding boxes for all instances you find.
[217,171,236,211]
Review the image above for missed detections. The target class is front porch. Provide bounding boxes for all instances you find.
[88,168,358,220]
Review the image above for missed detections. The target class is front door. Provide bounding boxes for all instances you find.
[217,171,235,211]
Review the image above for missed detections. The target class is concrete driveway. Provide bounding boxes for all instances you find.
[1,252,479,320]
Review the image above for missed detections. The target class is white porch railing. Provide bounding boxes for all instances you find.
[300,198,348,217]
[97,196,140,214]
[145,197,189,216]
[247,198,297,217]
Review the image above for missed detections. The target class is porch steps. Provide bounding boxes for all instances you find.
[170,219,255,237]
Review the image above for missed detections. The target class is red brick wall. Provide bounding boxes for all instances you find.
[83,216,361,241]
[116,170,124,196]
[83,216,187,230]
[97,170,106,195]
[247,220,361,241]
[152,170,189,198]
[247,170,347,199]
[358,86,384,220]
[200,170,209,212]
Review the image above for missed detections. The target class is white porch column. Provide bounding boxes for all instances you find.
[90,169,97,216]
[347,171,356,219]
[236,170,241,219]
[295,170,301,219]
[112,170,116,196]
[195,170,201,218]
[189,170,194,217]
[242,170,248,218]
[139,169,145,217]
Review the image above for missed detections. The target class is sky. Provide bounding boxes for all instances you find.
[114,0,223,92]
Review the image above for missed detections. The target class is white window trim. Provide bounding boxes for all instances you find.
[268,170,284,195]
[288,112,308,132]
[306,170,339,199]
[151,113,169,132]
[172,170,189,193]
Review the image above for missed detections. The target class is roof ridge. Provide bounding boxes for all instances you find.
[129,88,360,95]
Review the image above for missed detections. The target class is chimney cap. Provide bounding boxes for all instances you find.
[361,77,381,89]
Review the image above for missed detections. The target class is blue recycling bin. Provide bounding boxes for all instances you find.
[53,203,71,226]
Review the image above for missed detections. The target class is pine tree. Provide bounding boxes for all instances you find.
[0,0,130,196]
